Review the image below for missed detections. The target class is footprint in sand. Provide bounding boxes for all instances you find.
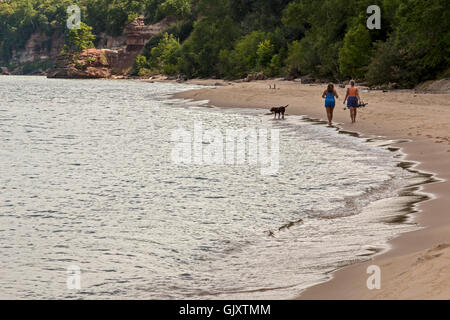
[414,243,450,265]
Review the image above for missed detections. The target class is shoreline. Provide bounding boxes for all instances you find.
[171,79,450,299]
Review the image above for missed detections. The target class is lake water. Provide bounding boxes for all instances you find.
[0,76,426,299]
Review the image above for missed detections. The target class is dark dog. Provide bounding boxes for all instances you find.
[270,105,289,119]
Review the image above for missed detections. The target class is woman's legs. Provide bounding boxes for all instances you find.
[326,107,334,125]
[347,97,358,123]
[349,108,357,123]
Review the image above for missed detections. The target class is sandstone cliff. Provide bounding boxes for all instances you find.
[0,31,64,75]
[10,32,64,66]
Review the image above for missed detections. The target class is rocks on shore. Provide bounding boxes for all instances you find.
[299,75,332,85]
[370,82,399,90]
[244,72,266,82]
[0,67,11,75]
[300,75,315,84]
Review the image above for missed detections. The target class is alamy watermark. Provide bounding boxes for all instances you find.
[67,265,81,290]
[366,265,381,290]
[67,5,81,30]
[367,5,381,30]
[171,122,280,176]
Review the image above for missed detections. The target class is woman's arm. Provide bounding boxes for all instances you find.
[322,90,326,98]
[334,90,339,99]
[343,88,349,104]
[356,88,360,102]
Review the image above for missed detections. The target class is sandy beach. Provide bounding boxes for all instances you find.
[172,79,450,300]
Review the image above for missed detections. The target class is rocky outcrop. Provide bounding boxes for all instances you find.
[48,49,112,79]
[48,16,176,79]
[0,67,11,75]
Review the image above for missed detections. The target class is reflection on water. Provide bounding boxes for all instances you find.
[0,76,424,299]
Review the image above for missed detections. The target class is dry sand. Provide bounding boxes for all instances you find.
[171,79,450,300]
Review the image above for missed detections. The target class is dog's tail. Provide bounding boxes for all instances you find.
[283,104,289,108]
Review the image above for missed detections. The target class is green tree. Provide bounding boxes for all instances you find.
[393,0,449,83]
[133,55,152,76]
[285,40,302,76]
[257,39,275,68]
[338,24,372,79]
[366,0,449,87]
[366,38,402,85]
[178,13,239,77]
[65,22,96,53]
[149,32,181,75]
[157,0,191,19]
[230,31,267,75]
[285,37,319,77]
[1,0,448,86]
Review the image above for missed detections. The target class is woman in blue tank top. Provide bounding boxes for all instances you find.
[322,83,339,126]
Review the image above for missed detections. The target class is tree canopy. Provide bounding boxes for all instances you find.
[1,0,448,87]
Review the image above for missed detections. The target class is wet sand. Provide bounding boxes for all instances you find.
[171,79,450,299]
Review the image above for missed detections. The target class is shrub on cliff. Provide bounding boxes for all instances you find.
[63,22,95,54]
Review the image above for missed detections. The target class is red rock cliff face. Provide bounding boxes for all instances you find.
[105,16,176,73]
[48,49,112,79]
[48,16,175,79]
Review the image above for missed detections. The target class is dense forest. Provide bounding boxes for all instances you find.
[0,0,449,87]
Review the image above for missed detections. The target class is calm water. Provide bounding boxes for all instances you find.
[0,76,424,299]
